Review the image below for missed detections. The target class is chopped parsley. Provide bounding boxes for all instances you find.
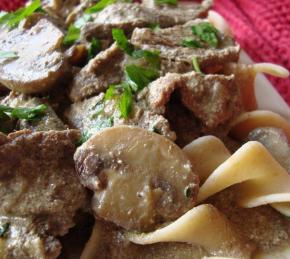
[191,22,219,48]
[112,28,134,55]
[132,49,160,69]
[155,0,177,6]
[125,65,159,92]
[74,14,93,28]
[118,84,133,119]
[181,39,202,48]
[105,85,118,100]
[0,0,42,29]
[183,184,195,198]
[88,37,101,60]
[0,223,10,237]
[85,0,116,14]
[63,24,80,46]
[0,51,18,60]
[192,57,202,74]
[148,23,160,31]
[0,104,47,121]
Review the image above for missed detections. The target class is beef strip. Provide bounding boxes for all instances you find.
[147,71,242,129]
[65,92,176,141]
[69,43,124,102]
[0,15,67,94]
[0,216,61,259]
[0,130,88,237]
[81,0,213,41]
[1,92,67,132]
[131,19,240,74]
[142,0,212,25]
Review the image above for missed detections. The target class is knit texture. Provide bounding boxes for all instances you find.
[1,0,290,105]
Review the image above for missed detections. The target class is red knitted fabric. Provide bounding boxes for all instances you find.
[1,0,290,105]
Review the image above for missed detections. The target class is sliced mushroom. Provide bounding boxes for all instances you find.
[0,16,67,93]
[74,126,199,232]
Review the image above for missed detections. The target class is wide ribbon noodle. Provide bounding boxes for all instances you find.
[127,204,252,259]
[183,135,290,216]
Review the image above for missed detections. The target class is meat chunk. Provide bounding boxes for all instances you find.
[69,43,124,102]
[81,3,177,40]
[74,126,199,232]
[131,19,240,74]
[1,92,67,132]
[0,216,61,259]
[0,130,88,237]
[147,72,242,128]
[65,92,176,141]
[142,0,212,25]
[0,16,67,93]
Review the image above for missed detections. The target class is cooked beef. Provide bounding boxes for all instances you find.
[147,71,242,129]
[142,0,212,25]
[165,93,202,147]
[69,43,124,102]
[0,130,88,237]
[65,92,176,141]
[1,92,67,132]
[80,3,177,41]
[0,216,61,259]
[74,126,198,231]
[131,19,240,74]
[0,15,67,94]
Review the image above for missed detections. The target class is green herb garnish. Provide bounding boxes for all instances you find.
[0,223,10,237]
[112,28,134,55]
[0,0,42,29]
[118,84,132,119]
[88,37,101,60]
[183,185,195,198]
[181,39,202,48]
[0,51,18,60]
[63,24,80,46]
[132,49,160,69]
[0,104,47,121]
[125,65,159,92]
[148,23,160,31]
[155,0,177,6]
[76,132,90,146]
[192,57,202,74]
[191,22,219,48]
[74,14,93,29]
[85,0,116,14]
[105,85,118,100]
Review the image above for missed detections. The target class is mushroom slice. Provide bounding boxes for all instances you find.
[74,126,199,232]
[0,16,67,93]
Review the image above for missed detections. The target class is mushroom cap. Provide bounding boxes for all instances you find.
[74,126,199,232]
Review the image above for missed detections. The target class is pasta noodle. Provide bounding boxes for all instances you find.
[229,110,290,141]
[127,204,253,258]
[197,141,290,214]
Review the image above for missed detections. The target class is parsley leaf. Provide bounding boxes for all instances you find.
[105,85,118,100]
[74,14,92,29]
[112,28,134,55]
[63,24,80,46]
[191,22,219,48]
[85,0,116,14]
[0,51,18,60]
[0,0,41,29]
[155,0,177,6]
[192,57,202,74]
[118,84,132,119]
[0,222,9,237]
[181,39,202,48]
[132,49,160,69]
[0,104,47,121]
[88,37,101,60]
[125,65,159,92]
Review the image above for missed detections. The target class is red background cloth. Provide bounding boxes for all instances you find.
[1,0,290,106]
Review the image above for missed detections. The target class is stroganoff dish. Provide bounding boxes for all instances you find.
[0,0,290,258]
